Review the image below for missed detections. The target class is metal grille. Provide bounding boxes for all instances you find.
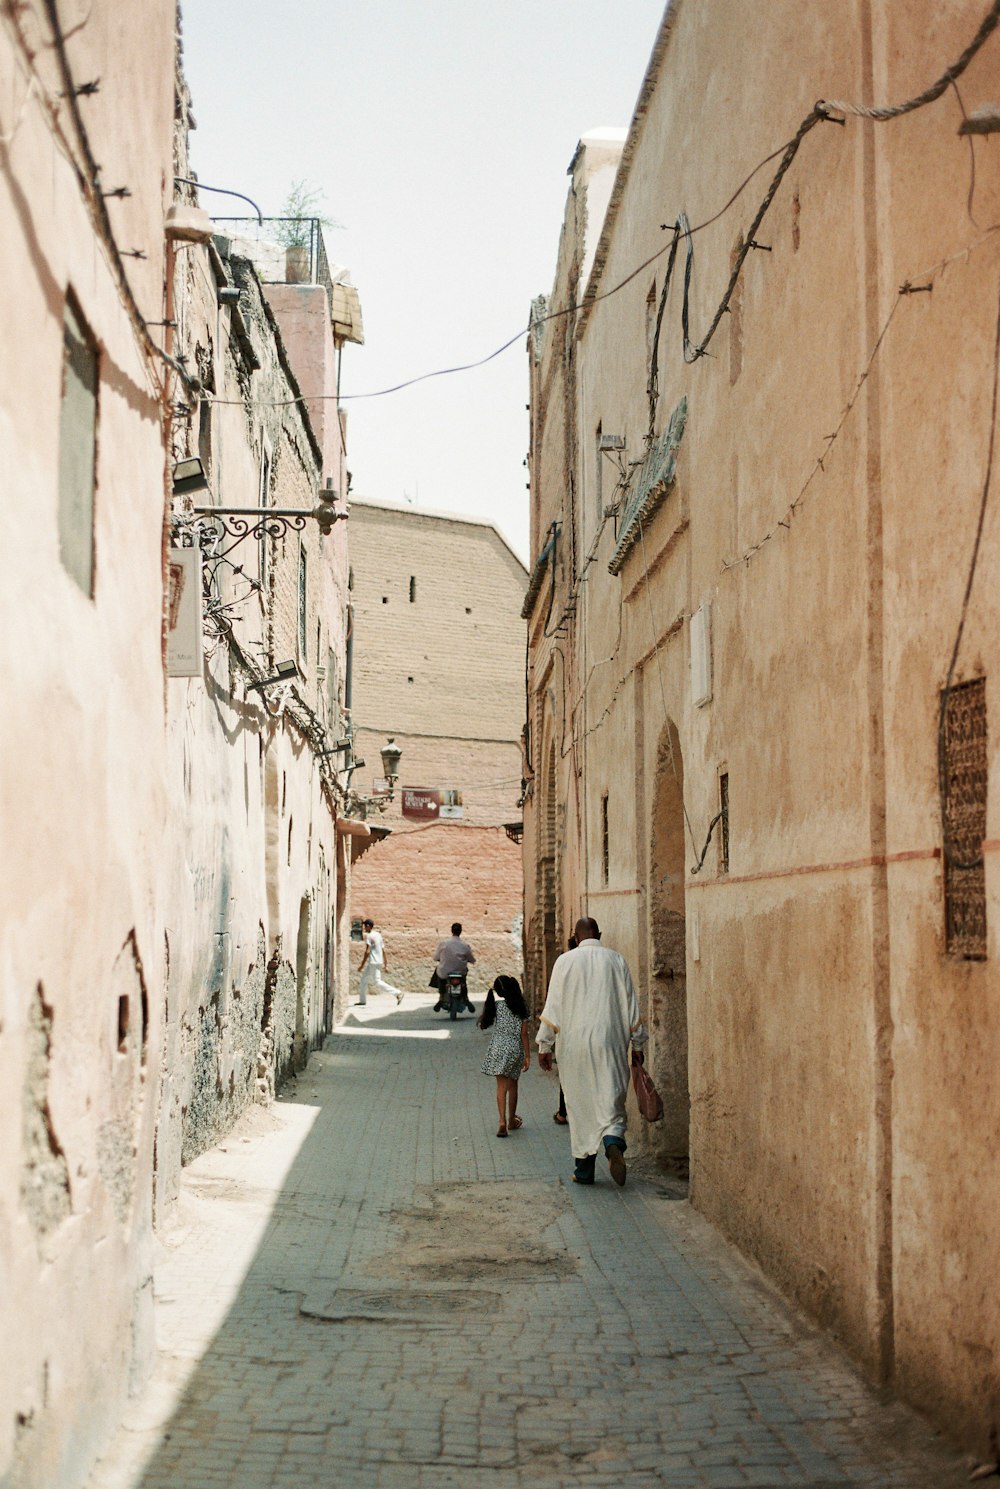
[942,677,988,959]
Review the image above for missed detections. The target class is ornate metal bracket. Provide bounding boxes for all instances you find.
[171,506,346,563]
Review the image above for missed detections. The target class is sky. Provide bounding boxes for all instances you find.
[181,1,665,564]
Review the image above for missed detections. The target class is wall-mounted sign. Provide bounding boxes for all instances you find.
[372,777,391,796]
[401,787,440,820]
[167,546,203,677]
[439,789,464,820]
[401,787,464,821]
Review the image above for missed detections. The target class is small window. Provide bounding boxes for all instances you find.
[298,545,308,661]
[258,437,272,590]
[601,792,609,886]
[595,421,603,521]
[409,576,416,603]
[327,646,339,720]
[719,772,730,874]
[942,677,988,959]
[382,596,388,605]
[58,292,98,596]
[198,400,213,478]
[729,234,744,386]
[645,282,657,369]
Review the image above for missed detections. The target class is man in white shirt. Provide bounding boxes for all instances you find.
[434,922,476,1012]
[357,918,405,1006]
[536,916,647,1187]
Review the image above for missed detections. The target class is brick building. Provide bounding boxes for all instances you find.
[347,500,527,997]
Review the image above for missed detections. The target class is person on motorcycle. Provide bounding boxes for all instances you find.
[434,922,476,1012]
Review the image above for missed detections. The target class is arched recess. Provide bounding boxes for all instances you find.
[294,894,311,1069]
[537,737,561,1008]
[649,718,690,1160]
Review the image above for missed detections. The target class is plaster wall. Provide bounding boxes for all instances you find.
[867,0,1000,1445]
[159,237,350,1185]
[0,5,174,1484]
[524,0,1000,1451]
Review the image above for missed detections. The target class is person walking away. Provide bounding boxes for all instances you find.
[356,918,405,1006]
[479,975,530,1136]
[434,921,476,1012]
[536,917,647,1186]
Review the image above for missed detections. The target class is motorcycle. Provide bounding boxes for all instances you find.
[440,971,469,1021]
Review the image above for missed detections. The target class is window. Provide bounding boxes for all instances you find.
[595,422,603,521]
[409,576,416,603]
[58,293,98,595]
[327,646,339,722]
[601,792,609,885]
[258,436,272,591]
[942,677,988,959]
[719,772,730,874]
[729,234,744,386]
[298,544,308,662]
[645,280,657,368]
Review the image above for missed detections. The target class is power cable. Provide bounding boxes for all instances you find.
[33,0,196,394]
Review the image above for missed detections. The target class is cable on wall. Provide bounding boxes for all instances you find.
[34,0,196,394]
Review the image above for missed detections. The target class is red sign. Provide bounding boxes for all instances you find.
[401,787,440,820]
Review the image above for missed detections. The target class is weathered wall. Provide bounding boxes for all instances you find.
[159,225,351,1183]
[0,5,174,1484]
[347,500,527,1000]
[0,17,359,1485]
[524,0,1000,1455]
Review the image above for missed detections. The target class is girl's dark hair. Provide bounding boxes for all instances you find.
[477,975,528,1028]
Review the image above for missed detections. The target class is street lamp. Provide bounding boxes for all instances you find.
[380,738,402,797]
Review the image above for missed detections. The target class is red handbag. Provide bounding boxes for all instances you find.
[631,1053,663,1122]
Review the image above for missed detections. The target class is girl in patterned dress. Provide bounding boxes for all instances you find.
[479,975,531,1137]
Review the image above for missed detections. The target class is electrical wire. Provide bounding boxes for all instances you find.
[204,0,1000,417]
[23,0,197,395]
[721,225,1000,573]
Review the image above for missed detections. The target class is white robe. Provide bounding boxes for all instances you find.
[536,941,647,1160]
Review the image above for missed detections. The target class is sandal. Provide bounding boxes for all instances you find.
[496,1124,507,1138]
[509,1116,523,1131]
[553,1112,568,1125]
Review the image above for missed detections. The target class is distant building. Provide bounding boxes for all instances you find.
[348,499,527,995]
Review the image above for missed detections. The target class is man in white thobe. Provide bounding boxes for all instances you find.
[536,917,647,1186]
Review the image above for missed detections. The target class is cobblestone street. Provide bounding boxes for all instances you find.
[88,996,965,1489]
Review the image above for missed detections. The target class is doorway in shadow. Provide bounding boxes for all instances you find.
[649,718,689,1161]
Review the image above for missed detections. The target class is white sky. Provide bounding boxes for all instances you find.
[180,1,665,563]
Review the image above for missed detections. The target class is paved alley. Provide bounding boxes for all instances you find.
[88,996,965,1489]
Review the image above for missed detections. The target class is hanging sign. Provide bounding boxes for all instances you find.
[167,546,203,677]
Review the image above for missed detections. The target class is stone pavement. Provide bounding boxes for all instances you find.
[88,993,966,1489]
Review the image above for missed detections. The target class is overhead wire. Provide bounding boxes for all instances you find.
[8,0,198,396]
[532,0,1000,884]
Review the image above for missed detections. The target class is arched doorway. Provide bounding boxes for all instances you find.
[538,740,560,1010]
[649,720,689,1160]
[294,894,311,1070]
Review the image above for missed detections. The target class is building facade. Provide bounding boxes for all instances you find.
[348,500,526,996]
[523,0,1000,1456]
[1,11,366,1486]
